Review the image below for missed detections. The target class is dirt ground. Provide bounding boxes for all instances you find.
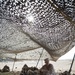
[0,71,20,75]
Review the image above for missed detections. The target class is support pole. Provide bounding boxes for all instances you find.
[36,49,43,67]
[12,54,17,75]
[69,53,75,74]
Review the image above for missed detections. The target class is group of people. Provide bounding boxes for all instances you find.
[0,58,55,75]
[20,58,56,75]
[0,58,75,75]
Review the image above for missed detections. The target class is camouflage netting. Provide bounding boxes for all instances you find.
[0,0,75,61]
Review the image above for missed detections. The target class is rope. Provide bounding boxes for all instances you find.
[36,49,43,67]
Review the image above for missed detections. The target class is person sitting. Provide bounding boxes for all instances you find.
[2,65,10,72]
[20,64,29,75]
[40,58,56,75]
[0,69,2,72]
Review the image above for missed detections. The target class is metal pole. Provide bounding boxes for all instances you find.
[68,53,75,74]
[12,53,17,75]
[36,49,43,67]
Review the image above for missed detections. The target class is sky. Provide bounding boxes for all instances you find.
[58,46,75,60]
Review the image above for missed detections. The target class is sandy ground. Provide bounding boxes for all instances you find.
[0,60,75,74]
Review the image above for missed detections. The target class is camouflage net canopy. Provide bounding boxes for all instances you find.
[0,0,75,61]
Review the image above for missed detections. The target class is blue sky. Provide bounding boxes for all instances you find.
[58,46,75,60]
